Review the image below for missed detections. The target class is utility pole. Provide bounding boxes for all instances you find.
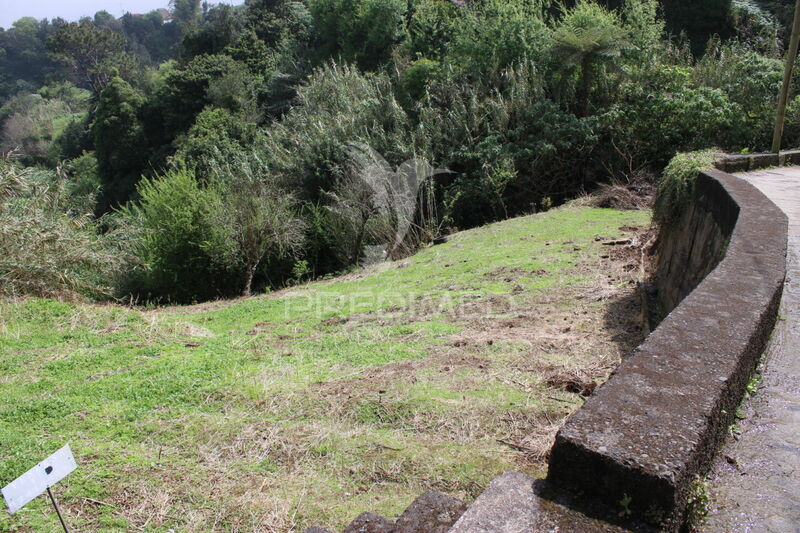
[773,0,800,153]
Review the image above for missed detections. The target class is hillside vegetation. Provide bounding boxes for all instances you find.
[0,206,649,532]
[0,0,796,303]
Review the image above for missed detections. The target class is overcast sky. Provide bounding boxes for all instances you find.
[0,0,245,29]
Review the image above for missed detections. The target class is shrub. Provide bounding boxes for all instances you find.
[120,167,234,302]
[403,0,460,60]
[310,0,407,70]
[261,63,415,201]
[398,58,439,107]
[730,0,779,53]
[694,41,783,150]
[447,0,551,80]
[51,113,92,162]
[301,201,351,277]
[653,150,722,226]
[206,151,306,296]
[0,94,72,165]
[622,0,665,62]
[63,151,101,213]
[173,107,261,176]
[603,64,736,173]
[418,62,597,228]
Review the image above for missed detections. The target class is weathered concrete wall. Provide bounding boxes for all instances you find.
[714,149,800,174]
[655,150,800,316]
[653,174,738,317]
[547,167,788,531]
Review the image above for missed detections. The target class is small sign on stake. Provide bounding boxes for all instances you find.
[2,444,76,532]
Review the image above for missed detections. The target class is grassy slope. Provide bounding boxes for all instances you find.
[0,206,649,532]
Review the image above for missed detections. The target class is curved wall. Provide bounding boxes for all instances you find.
[546,166,788,530]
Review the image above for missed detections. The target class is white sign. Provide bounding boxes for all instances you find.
[2,445,76,514]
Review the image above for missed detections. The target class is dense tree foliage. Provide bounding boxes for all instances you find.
[93,77,147,212]
[47,21,138,97]
[2,0,799,302]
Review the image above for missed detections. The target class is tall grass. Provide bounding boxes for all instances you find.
[0,158,122,299]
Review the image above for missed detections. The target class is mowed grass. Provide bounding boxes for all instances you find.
[0,206,650,532]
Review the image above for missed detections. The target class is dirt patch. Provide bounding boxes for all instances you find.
[297,226,652,474]
[484,267,548,283]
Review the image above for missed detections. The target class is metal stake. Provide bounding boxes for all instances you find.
[46,487,70,533]
[773,0,800,153]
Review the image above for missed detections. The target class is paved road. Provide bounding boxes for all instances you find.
[703,167,800,533]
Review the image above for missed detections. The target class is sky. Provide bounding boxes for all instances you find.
[0,0,245,29]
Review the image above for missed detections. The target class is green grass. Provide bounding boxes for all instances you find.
[0,206,649,532]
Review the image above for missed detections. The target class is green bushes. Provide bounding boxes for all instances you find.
[604,64,736,170]
[447,0,551,80]
[206,151,305,296]
[119,153,306,302]
[120,167,233,302]
[261,63,415,200]
[653,150,722,226]
[694,42,783,150]
[310,0,407,70]
[403,0,459,60]
[93,77,147,213]
[4,0,800,303]
[173,107,261,175]
[0,93,75,166]
[418,63,597,227]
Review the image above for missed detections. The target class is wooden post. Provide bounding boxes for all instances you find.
[773,0,800,153]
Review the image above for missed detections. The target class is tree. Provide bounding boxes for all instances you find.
[174,107,260,175]
[171,0,202,33]
[326,170,382,266]
[152,53,242,142]
[245,0,313,47]
[661,0,734,55]
[208,151,305,296]
[448,0,551,80]
[47,21,137,96]
[92,77,146,211]
[325,144,441,264]
[93,10,122,32]
[552,1,629,117]
[310,0,407,70]
[120,10,181,64]
[180,4,245,58]
[402,0,459,60]
[0,17,60,102]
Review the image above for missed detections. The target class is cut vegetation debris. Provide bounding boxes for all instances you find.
[0,206,650,532]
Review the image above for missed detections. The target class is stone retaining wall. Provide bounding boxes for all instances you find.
[652,173,738,318]
[714,149,800,173]
[547,164,788,530]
